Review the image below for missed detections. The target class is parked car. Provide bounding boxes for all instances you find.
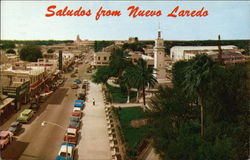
[72,108,82,118]
[70,116,81,123]
[8,122,22,135]
[73,79,81,84]
[75,99,84,104]
[78,93,85,100]
[57,79,64,85]
[16,109,34,123]
[56,143,75,160]
[29,102,40,112]
[74,103,84,110]
[64,128,78,144]
[0,131,13,149]
[68,120,80,131]
[70,74,77,78]
[71,84,79,89]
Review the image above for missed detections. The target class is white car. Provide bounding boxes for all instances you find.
[56,143,75,160]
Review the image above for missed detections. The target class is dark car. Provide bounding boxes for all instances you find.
[78,93,86,100]
[68,121,80,131]
[70,116,81,123]
[8,122,22,135]
[29,102,40,112]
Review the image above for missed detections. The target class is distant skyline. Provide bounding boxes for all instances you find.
[1,1,250,40]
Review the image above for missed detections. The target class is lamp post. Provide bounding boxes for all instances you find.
[41,121,68,159]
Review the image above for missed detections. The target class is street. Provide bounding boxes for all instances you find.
[0,54,95,160]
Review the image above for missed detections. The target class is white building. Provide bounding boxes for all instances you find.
[170,45,238,62]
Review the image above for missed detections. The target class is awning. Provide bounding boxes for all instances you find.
[0,98,15,110]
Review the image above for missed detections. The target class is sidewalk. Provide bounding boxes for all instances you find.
[78,82,112,160]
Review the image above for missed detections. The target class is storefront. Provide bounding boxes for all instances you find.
[2,81,30,110]
[0,97,15,125]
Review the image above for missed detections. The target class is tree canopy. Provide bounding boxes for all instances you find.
[148,55,249,160]
[6,48,16,54]
[19,45,43,62]
[92,66,112,84]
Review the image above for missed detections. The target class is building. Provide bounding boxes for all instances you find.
[0,95,15,125]
[128,51,154,67]
[2,81,30,110]
[2,61,53,101]
[92,52,111,67]
[170,45,241,62]
[153,30,167,80]
[128,37,139,44]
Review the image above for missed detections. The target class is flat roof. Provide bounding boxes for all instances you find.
[0,98,15,110]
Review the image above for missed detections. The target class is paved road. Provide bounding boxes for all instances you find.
[78,82,112,160]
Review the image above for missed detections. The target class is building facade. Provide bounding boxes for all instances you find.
[170,45,237,62]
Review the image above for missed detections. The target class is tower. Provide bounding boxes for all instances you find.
[154,29,166,79]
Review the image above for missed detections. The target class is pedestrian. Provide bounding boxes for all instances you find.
[92,98,95,106]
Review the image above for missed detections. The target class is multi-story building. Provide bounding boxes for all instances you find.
[92,52,111,67]
[170,45,245,63]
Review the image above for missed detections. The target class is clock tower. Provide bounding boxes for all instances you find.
[154,30,166,79]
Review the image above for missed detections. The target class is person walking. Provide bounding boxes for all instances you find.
[92,98,95,106]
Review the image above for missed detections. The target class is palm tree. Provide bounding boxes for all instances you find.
[92,66,111,85]
[182,54,217,136]
[129,58,158,105]
[121,69,133,103]
[109,48,131,82]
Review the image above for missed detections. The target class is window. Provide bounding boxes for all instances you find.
[104,57,107,61]
[98,57,100,60]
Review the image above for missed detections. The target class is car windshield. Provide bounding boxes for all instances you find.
[60,152,71,157]
[67,133,75,136]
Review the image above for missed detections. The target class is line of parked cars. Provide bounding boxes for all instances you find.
[56,99,85,160]
[0,102,40,150]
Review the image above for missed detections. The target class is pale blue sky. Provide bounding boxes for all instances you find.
[1,1,250,40]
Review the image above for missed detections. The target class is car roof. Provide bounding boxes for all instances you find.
[73,107,81,111]
[21,109,32,114]
[75,99,84,103]
[69,121,79,127]
[67,128,77,134]
[59,145,73,155]
[0,131,11,137]
[70,116,80,120]
[11,121,20,126]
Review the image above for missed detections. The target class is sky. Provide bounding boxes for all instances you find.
[1,1,250,40]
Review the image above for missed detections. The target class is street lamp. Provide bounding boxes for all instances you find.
[41,121,68,159]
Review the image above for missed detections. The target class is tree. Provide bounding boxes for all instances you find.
[94,40,114,52]
[6,48,16,54]
[121,64,137,103]
[19,45,43,62]
[181,54,218,136]
[92,66,112,85]
[47,48,55,53]
[128,58,157,105]
[148,56,249,159]
[109,48,132,82]
[0,42,15,49]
